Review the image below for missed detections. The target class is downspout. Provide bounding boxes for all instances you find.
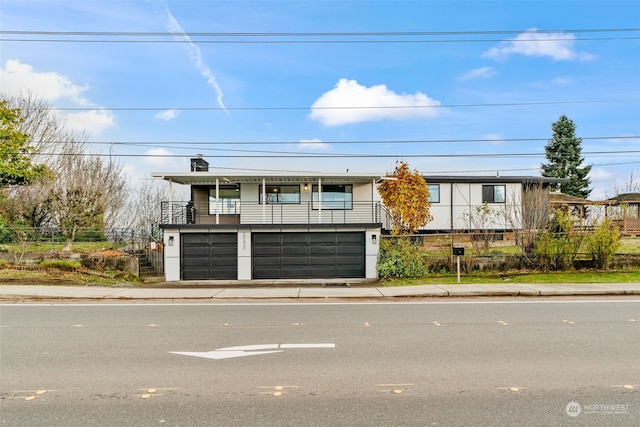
[215,178,220,225]
[168,179,174,224]
[262,178,266,224]
[317,178,322,223]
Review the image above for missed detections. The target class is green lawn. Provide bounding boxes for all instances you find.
[379,269,640,286]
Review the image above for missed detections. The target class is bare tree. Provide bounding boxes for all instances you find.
[503,183,552,256]
[462,203,499,256]
[117,180,169,239]
[613,170,640,195]
[3,91,87,164]
[46,148,128,251]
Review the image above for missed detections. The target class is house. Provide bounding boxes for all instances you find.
[152,162,383,281]
[603,192,640,234]
[153,161,565,282]
[418,175,564,232]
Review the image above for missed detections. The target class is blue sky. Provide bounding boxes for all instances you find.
[1,0,639,199]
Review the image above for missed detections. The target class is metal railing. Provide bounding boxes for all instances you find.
[160,200,384,226]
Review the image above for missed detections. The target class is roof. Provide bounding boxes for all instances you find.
[606,192,640,203]
[422,175,567,185]
[550,192,592,205]
[151,172,383,185]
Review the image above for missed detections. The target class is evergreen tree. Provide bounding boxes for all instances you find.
[541,115,592,198]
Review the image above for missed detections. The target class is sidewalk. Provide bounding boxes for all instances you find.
[2,282,640,300]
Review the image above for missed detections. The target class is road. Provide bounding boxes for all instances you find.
[1,298,639,426]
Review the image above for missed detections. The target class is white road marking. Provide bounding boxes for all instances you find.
[170,343,335,360]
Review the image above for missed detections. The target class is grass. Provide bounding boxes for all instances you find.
[0,241,126,254]
[0,267,141,287]
[379,269,640,286]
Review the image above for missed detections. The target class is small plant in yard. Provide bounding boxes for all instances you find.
[584,218,620,269]
[39,260,82,271]
[377,237,430,278]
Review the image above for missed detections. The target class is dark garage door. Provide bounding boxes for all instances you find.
[181,233,237,280]
[252,232,365,279]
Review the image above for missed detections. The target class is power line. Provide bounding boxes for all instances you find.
[30,99,640,112]
[81,135,639,146]
[30,150,640,159]
[4,37,640,44]
[2,28,639,44]
[3,28,639,36]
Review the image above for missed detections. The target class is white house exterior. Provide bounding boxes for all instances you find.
[419,175,561,232]
[152,166,383,282]
[152,161,563,282]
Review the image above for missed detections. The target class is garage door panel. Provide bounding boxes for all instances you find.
[310,246,337,256]
[253,234,282,244]
[283,246,308,256]
[182,234,210,244]
[338,247,364,256]
[337,233,365,244]
[253,232,364,279]
[282,233,309,244]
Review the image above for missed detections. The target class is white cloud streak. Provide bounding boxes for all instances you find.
[165,9,228,113]
[310,79,442,126]
[154,109,179,121]
[482,29,595,61]
[458,66,497,81]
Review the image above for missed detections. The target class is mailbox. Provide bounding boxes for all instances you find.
[452,247,465,256]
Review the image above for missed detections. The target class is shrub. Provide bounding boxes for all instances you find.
[584,218,620,269]
[40,260,82,271]
[377,237,430,278]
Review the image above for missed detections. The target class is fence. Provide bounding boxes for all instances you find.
[0,226,164,278]
[380,229,639,272]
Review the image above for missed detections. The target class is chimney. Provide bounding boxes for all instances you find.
[190,155,209,172]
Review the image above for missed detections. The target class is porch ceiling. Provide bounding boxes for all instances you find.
[151,172,382,185]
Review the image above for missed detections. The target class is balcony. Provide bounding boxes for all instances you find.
[160,200,384,226]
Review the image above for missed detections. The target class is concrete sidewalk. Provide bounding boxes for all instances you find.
[2,282,640,300]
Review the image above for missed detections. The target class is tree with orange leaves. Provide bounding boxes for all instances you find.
[377,162,432,235]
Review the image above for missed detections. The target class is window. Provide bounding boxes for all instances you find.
[482,185,506,203]
[428,184,440,203]
[312,184,353,209]
[209,186,240,214]
[259,185,300,204]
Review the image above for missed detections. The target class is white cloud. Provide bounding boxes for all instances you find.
[154,109,179,121]
[458,66,497,81]
[310,79,442,126]
[143,148,175,168]
[298,138,331,150]
[482,29,595,61]
[0,59,115,134]
[64,110,115,134]
[0,59,89,103]
[165,10,227,113]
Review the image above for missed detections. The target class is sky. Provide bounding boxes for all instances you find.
[1,0,639,199]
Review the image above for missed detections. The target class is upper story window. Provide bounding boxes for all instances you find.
[209,185,240,214]
[312,184,353,210]
[482,185,506,203]
[428,184,440,203]
[259,185,300,204]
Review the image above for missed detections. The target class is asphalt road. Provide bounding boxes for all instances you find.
[1,298,639,426]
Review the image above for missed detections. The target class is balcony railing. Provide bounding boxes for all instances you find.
[160,200,384,226]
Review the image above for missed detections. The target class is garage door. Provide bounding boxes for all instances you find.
[181,233,237,280]
[252,232,365,279]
